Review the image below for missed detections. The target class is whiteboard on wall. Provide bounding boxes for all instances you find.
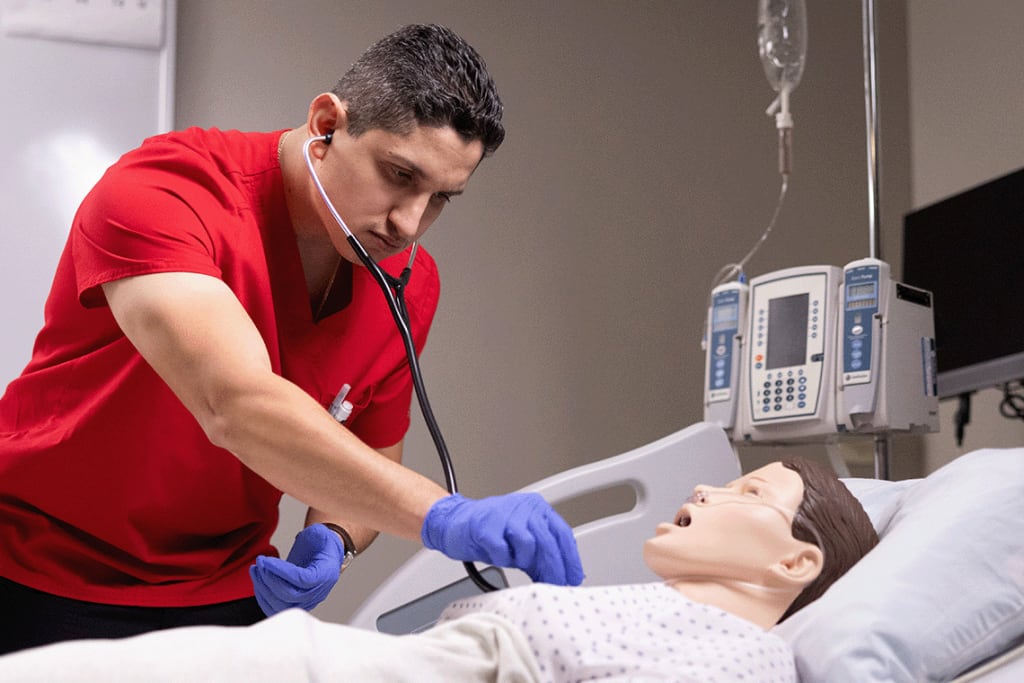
[0,0,175,390]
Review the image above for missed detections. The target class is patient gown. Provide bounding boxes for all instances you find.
[440,581,797,682]
[0,582,794,682]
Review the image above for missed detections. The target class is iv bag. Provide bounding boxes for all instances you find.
[758,0,807,94]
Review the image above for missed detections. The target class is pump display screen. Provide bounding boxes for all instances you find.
[848,282,876,298]
[767,293,808,369]
[712,302,739,331]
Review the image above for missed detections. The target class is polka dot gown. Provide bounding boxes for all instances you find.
[439,582,796,683]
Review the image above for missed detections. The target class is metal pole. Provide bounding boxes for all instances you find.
[863,0,891,479]
[874,434,891,480]
[863,0,881,261]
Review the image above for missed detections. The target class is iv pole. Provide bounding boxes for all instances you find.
[861,0,891,480]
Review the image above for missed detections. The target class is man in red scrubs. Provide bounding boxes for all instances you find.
[0,24,582,654]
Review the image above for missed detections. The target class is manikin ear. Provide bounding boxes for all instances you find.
[305,93,350,157]
[768,543,824,589]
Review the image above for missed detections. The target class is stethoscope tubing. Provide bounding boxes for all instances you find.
[302,134,498,592]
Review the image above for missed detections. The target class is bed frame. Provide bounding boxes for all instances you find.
[349,421,741,632]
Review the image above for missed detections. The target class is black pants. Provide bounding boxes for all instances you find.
[0,576,265,656]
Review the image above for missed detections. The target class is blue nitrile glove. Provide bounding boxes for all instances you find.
[421,492,585,586]
[249,523,344,617]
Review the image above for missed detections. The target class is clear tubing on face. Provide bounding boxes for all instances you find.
[688,489,824,550]
[690,490,794,524]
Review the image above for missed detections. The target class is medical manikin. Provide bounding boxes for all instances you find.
[0,457,877,682]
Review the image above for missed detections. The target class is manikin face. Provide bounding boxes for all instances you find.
[309,119,484,265]
[642,462,811,585]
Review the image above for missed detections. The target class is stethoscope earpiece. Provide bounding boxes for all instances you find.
[323,131,333,145]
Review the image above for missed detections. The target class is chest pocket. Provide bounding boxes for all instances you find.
[325,383,374,425]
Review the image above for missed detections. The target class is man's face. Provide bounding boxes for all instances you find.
[311,122,484,264]
[642,462,810,583]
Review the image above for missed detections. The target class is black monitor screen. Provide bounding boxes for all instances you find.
[767,293,808,370]
[903,167,1024,397]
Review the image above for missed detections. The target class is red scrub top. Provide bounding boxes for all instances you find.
[0,128,440,607]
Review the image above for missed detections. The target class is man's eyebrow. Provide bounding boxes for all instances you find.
[391,154,466,196]
[390,154,424,178]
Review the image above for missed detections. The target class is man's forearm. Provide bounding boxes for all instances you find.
[208,373,446,542]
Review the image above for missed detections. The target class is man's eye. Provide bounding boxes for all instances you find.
[433,192,452,204]
[385,165,413,183]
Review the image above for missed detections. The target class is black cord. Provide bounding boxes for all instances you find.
[954,392,971,447]
[999,382,1024,421]
[347,236,499,593]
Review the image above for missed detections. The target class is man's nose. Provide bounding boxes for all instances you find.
[389,194,431,239]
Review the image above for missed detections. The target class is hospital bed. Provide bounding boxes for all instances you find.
[0,423,1020,681]
[352,421,1024,682]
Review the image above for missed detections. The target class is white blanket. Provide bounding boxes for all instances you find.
[0,609,541,682]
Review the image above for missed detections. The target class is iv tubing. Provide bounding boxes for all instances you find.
[701,174,788,350]
[709,174,789,291]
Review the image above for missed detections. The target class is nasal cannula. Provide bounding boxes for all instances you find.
[302,133,499,592]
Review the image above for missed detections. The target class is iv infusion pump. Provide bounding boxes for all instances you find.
[703,258,939,443]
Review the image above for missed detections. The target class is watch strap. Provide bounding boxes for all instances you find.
[322,523,357,570]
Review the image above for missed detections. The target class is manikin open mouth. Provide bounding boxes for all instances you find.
[675,510,693,527]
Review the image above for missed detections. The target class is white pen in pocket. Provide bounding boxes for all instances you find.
[328,383,354,424]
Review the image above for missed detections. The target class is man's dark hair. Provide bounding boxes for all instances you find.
[778,456,880,622]
[332,24,504,156]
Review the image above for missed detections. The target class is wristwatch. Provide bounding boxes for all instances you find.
[322,523,357,573]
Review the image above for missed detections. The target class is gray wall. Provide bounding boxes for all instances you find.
[174,0,1019,626]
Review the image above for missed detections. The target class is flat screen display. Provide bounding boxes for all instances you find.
[767,293,808,369]
[903,166,1024,397]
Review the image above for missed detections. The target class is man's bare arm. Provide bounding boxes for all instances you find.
[304,441,407,552]
[102,271,445,541]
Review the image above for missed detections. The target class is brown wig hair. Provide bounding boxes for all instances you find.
[778,456,880,622]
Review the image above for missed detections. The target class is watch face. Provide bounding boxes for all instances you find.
[323,523,356,572]
[340,550,355,572]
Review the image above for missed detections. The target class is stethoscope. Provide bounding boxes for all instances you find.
[302,133,499,592]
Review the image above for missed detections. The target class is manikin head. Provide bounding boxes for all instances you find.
[642,457,878,629]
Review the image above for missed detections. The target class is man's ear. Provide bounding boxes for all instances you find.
[769,544,824,588]
[306,93,350,149]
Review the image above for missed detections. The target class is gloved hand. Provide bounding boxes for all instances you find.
[421,492,584,586]
[249,523,344,617]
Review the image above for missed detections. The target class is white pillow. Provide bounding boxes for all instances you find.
[774,447,1024,682]
[840,475,918,535]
